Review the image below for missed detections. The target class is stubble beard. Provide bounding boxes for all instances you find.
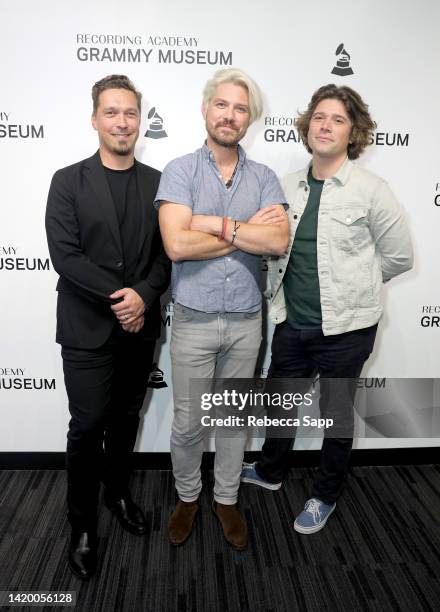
[110,138,136,156]
[207,121,243,149]
[209,134,239,148]
[112,144,132,156]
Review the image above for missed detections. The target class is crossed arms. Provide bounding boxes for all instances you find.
[159,203,289,262]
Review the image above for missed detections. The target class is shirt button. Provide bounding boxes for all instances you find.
[293,214,298,220]
[304,186,309,192]
[226,277,230,282]
[279,268,283,274]
[116,261,123,269]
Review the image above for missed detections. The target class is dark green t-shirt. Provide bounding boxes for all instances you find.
[283,168,324,329]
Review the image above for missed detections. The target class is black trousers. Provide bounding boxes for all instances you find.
[256,321,377,505]
[62,325,155,532]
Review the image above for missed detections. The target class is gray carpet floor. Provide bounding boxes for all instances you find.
[0,465,439,611]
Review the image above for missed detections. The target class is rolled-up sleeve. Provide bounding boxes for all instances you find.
[154,156,194,209]
[260,166,287,209]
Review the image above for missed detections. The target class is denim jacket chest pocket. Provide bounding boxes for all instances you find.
[329,206,370,251]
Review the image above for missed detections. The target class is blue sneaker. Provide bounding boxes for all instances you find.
[294,498,336,534]
[240,462,282,491]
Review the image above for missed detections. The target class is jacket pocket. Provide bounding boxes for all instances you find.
[330,207,369,249]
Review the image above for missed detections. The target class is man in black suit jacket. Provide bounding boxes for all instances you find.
[45,75,170,580]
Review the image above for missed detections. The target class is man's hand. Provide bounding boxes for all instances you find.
[186,205,289,256]
[110,287,146,324]
[190,206,287,234]
[223,204,289,256]
[248,205,287,225]
[122,315,145,333]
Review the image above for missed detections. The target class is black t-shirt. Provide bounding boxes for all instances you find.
[104,164,140,285]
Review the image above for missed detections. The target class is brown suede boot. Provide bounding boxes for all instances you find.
[168,500,199,546]
[212,502,248,551]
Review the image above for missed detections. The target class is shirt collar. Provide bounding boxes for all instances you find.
[332,157,352,185]
[202,141,246,166]
[297,156,353,186]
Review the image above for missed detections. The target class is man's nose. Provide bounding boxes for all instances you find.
[116,113,128,127]
[321,117,331,131]
[224,106,235,121]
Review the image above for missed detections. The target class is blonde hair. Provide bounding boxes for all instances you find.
[202,68,263,124]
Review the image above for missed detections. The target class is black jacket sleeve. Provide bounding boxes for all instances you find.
[132,239,171,307]
[45,169,121,303]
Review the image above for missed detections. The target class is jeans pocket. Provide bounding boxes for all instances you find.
[172,302,195,323]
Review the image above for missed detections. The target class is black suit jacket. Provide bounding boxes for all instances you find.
[45,151,170,349]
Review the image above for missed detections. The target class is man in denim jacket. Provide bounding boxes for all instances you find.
[241,84,413,533]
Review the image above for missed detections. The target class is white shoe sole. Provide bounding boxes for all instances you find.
[294,503,336,534]
[240,474,282,491]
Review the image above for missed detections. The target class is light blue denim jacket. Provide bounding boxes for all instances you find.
[268,158,413,335]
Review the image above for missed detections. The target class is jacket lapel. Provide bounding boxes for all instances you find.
[135,163,155,254]
[85,151,123,256]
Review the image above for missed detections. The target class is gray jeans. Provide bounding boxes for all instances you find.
[170,303,262,504]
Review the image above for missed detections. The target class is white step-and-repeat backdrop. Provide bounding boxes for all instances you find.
[1,0,439,452]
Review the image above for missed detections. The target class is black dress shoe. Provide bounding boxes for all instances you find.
[106,498,147,535]
[68,532,97,580]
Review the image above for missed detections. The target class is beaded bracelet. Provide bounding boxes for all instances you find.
[231,219,241,244]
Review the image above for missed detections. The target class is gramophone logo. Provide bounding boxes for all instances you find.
[145,107,168,139]
[331,43,354,76]
[147,362,168,389]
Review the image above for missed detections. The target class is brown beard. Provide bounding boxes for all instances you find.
[207,123,241,148]
[209,134,238,148]
[111,142,133,156]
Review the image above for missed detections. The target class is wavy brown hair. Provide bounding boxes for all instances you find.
[92,74,142,115]
[295,84,376,160]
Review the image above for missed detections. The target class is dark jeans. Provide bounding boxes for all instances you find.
[62,326,155,532]
[256,321,377,505]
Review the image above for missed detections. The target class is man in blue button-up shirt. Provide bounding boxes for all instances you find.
[156,68,288,550]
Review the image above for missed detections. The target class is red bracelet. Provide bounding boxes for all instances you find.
[218,216,228,241]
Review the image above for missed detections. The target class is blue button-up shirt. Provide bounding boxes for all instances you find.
[155,144,286,313]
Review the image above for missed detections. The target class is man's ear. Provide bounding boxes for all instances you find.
[348,127,354,145]
[201,103,207,120]
[91,113,97,131]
